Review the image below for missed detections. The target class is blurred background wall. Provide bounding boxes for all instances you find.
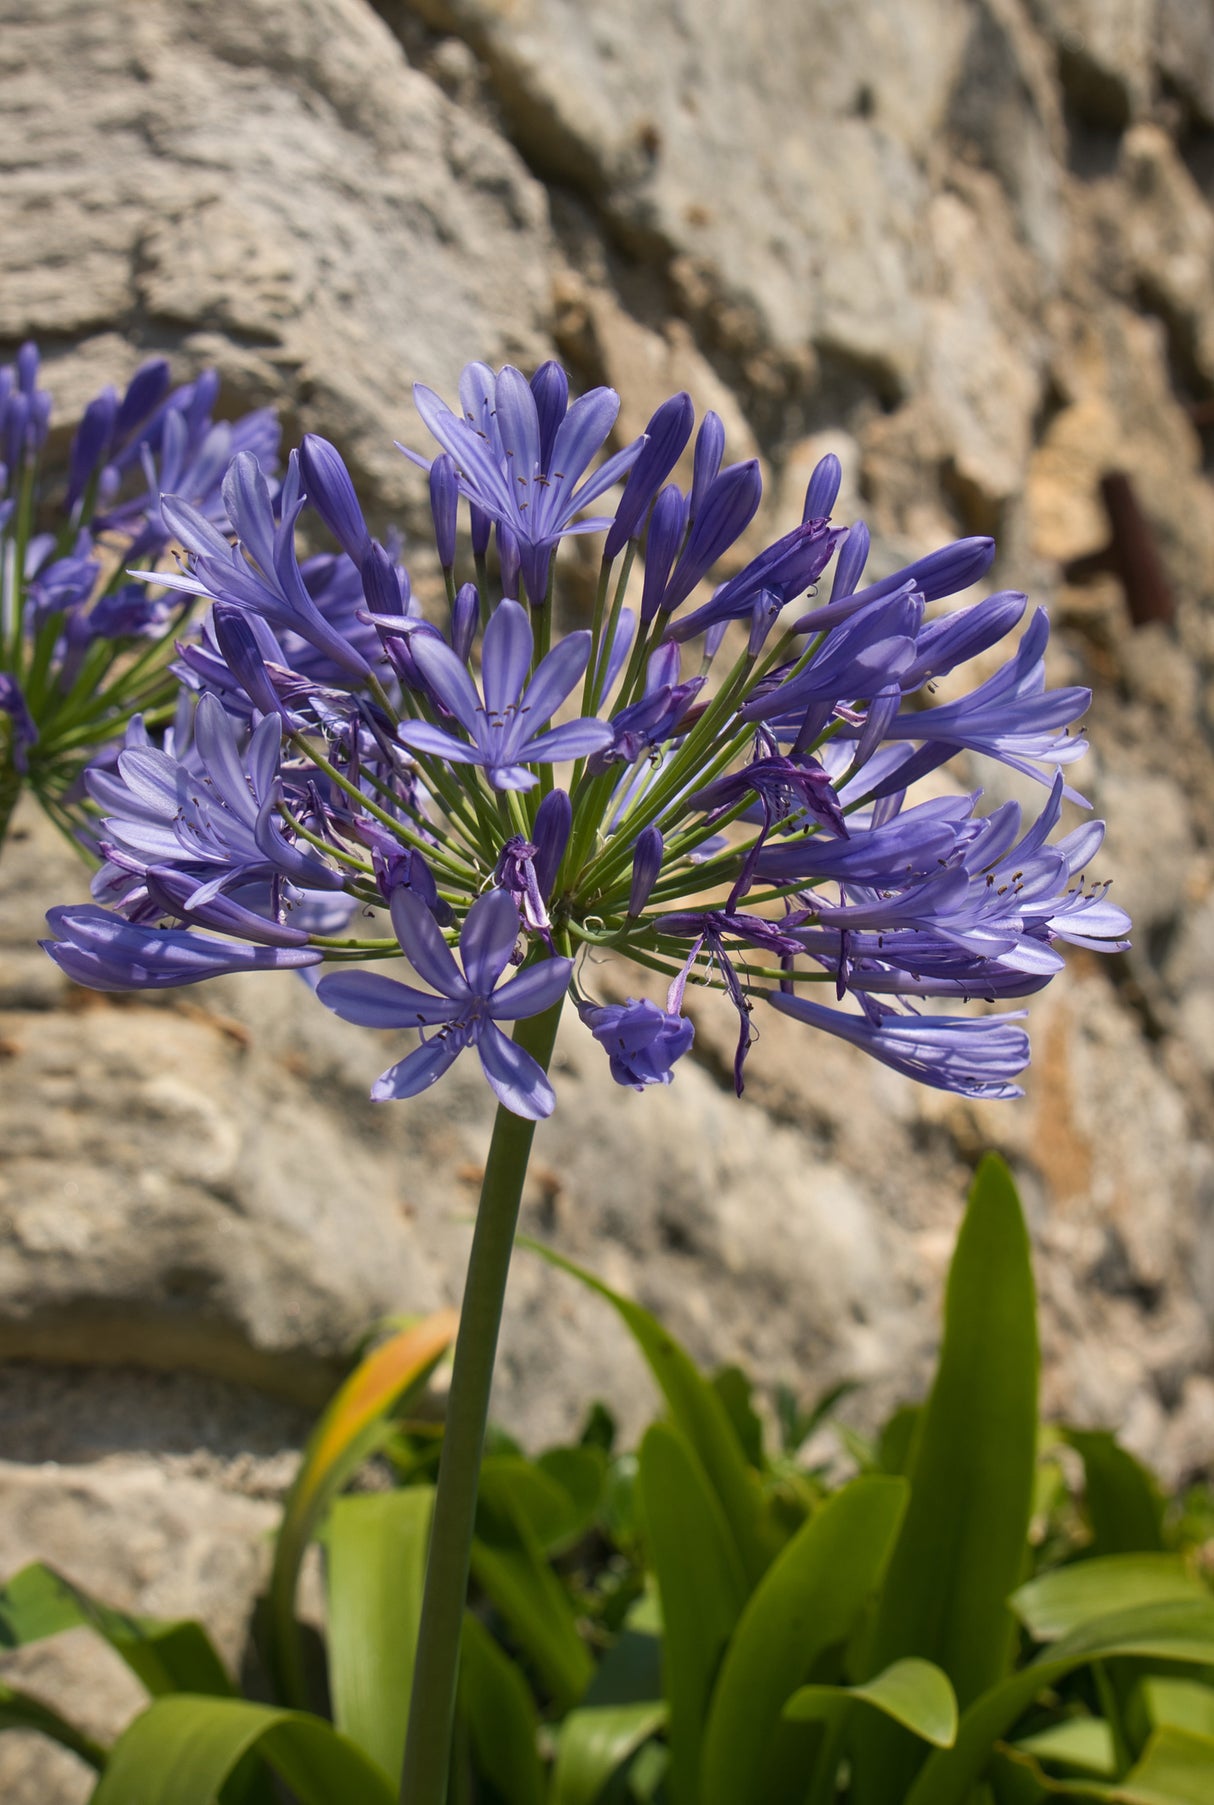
[2,0,1213,1794]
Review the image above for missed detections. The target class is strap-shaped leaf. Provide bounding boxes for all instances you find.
[854,1154,1038,1802]
[0,1562,232,1698]
[89,1695,396,1805]
[701,1475,908,1805]
[1063,1430,1165,1556]
[326,1487,434,1782]
[268,1310,456,1704]
[549,1701,668,1805]
[471,1476,593,1708]
[785,1657,958,1748]
[1142,1679,1214,1739]
[905,1599,1214,1805]
[638,1421,749,1805]
[1014,1716,1116,1778]
[459,1612,544,1805]
[522,1238,775,1584]
[1012,1557,1207,1644]
[0,1679,107,1771]
[1123,1725,1214,1803]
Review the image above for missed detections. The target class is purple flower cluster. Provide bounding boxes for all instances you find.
[41,357,1128,1116]
[0,341,279,846]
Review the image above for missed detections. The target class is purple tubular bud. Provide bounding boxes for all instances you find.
[902,535,996,601]
[641,484,689,622]
[361,540,405,617]
[42,905,321,991]
[212,604,290,720]
[689,411,726,520]
[831,521,871,599]
[143,870,311,947]
[299,434,372,563]
[29,390,52,452]
[803,453,842,522]
[530,361,569,469]
[114,360,172,440]
[429,453,459,569]
[628,824,664,915]
[661,461,763,617]
[451,582,480,661]
[702,620,729,662]
[532,787,573,897]
[16,343,39,395]
[604,391,695,559]
[470,501,492,559]
[67,388,118,507]
[497,521,521,600]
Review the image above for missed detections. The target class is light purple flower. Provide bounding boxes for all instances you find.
[396,598,614,789]
[578,997,694,1090]
[769,990,1030,1099]
[42,904,321,990]
[316,888,573,1118]
[409,363,646,603]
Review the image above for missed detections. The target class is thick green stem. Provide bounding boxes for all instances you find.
[398,996,565,1805]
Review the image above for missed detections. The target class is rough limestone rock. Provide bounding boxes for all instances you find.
[2,0,1214,1794]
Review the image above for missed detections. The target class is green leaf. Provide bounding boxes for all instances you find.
[785,1657,958,1748]
[0,1562,232,1698]
[536,1445,608,1533]
[471,1476,593,1708]
[459,1613,543,1805]
[521,1238,774,1584]
[326,1487,433,1782]
[481,1454,588,1551]
[549,1702,668,1805]
[1063,1432,1165,1556]
[711,1365,765,1468]
[637,1421,750,1805]
[1142,1679,1214,1739]
[1013,1558,1208,1644]
[855,1154,1039,1803]
[89,1696,396,1805]
[268,1310,456,1705]
[0,1679,107,1771]
[1122,1726,1214,1803]
[700,1474,908,1805]
[1015,1717,1117,1777]
[905,1599,1214,1805]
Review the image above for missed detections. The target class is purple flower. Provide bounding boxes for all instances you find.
[396,598,613,789]
[667,517,843,643]
[578,996,694,1089]
[316,888,573,1118]
[768,990,1030,1100]
[409,363,646,603]
[860,608,1091,795]
[42,904,321,990]
[150,451,374,682]
[86,693,344,907]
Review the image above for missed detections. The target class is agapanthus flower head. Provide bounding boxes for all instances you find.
[41,355,1128,1119]
[0,343,281,851]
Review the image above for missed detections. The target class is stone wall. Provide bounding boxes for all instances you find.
[2,0,1213,1795]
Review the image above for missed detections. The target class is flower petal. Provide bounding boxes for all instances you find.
[476,1019,556,1119]
[488,955,574,1020]
[459,888,522,996]
[371,1033,465,1100]
[390,889,468,999]
[482,598,533,717]
[407,634,485,732]
[315,968,462,1027]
